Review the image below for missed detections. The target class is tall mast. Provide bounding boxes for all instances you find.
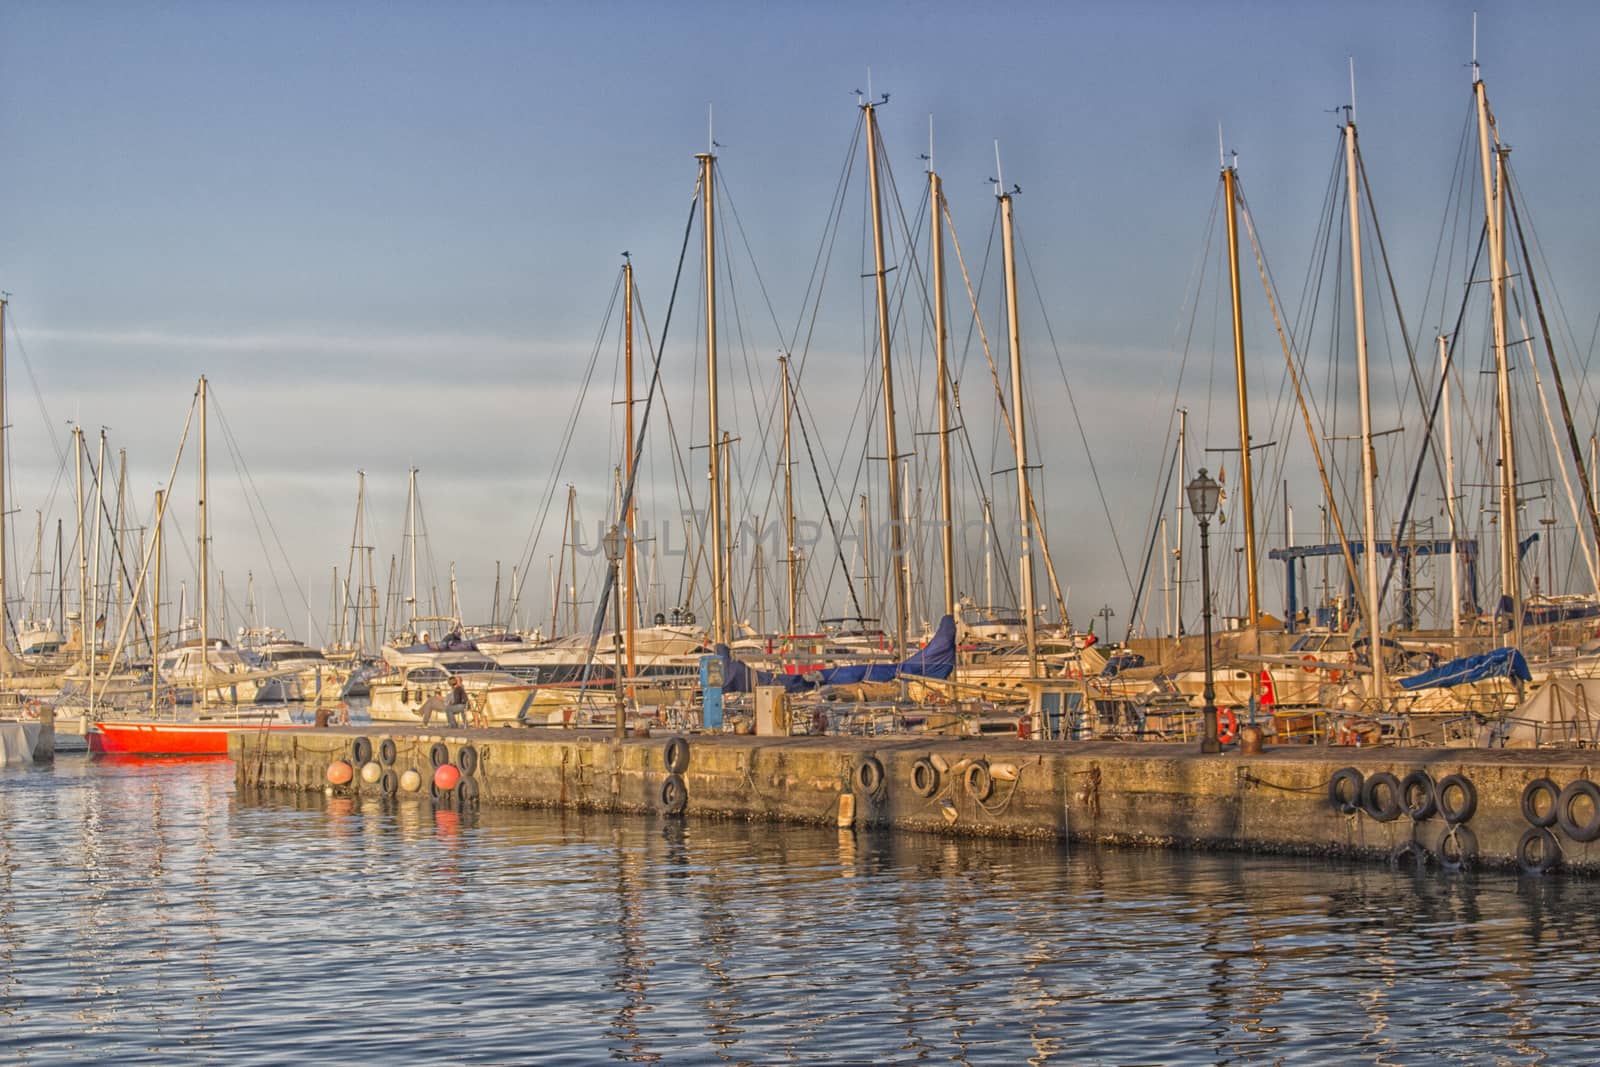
[114,448,127,637]
[1475,70,1520,643]
[623,256,637,682]
[0,297,7,683]
[1440,335,1461,639]
[698,151,728,645]
[862,99,908,660]
[567,484,579,634]
[74,427,88,671]
[999,187,1040,686]
[1176,408,1187,634]
[1343,118,1385,701]
[1222,162,1260,624]
[151,488,163,715]
[406,466,419,634]
[198,375,209,709]
[721,431,734,633]
[780,355,799,635]
[930,168,956,620]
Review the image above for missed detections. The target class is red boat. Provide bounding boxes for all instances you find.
[88,719,298,757]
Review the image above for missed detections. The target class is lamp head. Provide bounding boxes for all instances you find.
[1187,468,1221,522]
[603,523,624,563]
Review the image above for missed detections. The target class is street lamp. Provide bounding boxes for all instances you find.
[1186,468,1222,754]
[604,522,626,741]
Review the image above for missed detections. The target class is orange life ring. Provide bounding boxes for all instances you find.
[1301,655,1318,674]
[1216,707,1239,744]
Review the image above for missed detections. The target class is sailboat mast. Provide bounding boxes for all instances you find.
[1222,163,1260,624]
[1176,407,1187,634]
[1343,120,1385,701]
[198,375,209,710]
[406,466,419,634]
[623,257,637,681]
[698,151,728,645]
[151,488,163,715]
[1440,335,1461,638]
[780,355,798,635]
[0,297,7,682]
[74,427,88,672]
[930,170,956,620]
[567,484,579,635]
[999,189,1040,685]
[863,100,909,660]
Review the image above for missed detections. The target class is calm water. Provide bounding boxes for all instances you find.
[1,755,1596,1065]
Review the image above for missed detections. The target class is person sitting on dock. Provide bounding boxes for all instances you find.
[420,676,470,728]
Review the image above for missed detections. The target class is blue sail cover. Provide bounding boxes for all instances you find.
[717,614,958,695]
[1399,646,1532,690]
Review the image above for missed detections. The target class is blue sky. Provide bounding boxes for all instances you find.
[2,1,1597,642]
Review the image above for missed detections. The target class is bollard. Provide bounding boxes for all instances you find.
[1238,724,1265,755]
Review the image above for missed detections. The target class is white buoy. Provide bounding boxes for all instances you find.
[399,768,422,793]
[991,762,1019,782]
[360,760,383,784]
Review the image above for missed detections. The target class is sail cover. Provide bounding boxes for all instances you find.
[717,614,958,695]
[1398,646,1532,690]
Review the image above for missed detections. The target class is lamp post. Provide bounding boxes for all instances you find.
[604,523,626,741]
[1187,468,1222,754]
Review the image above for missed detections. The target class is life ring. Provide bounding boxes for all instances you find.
[1521,777,1560,828]
[1215,708,1238,745]
[1301,655,1318,674]
[664,736,691,775]
[429,742,450,768]
[1361,771,1403,822]
[911,757,940,798]
[1437,774,1477,825]
[1400,770,1437,821]
[1556,779,1600,842]
[1438,824,1479,872]
[1328,669,1343,684]
[1517,826,1560,875]
[379,738,398,767]
[351,736,373,766]
[21,699,45,720]
[854,756,886,798]
[458,745,480,777]
[1327,767,1364,815]
[660,773,688,815]
[964,760,994,802]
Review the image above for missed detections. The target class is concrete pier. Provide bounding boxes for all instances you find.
[230,727,1600,875]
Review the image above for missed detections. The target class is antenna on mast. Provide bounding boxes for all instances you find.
[928,113,934,173]
[1348,56,1357,124]
[992,141,1003,196]
[707,104,714,155]
[1472,10,1481,81]
[1217,123,1225,170]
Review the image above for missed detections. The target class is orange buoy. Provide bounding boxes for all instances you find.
[327,759,354,785]
[433,763,462,791]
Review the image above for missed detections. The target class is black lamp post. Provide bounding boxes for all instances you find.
[604,523,625,741]
[1187,468,1222,754]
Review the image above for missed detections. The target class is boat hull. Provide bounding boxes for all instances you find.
[88,720,295,757]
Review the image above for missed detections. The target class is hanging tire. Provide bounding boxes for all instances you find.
[1361,772,1402,822]
[1438,824,1479,872]
[1556,779,1600,842]
[660,773,688,816]
[1400,770,1437,821]
[664,737,690,775]
[911,758,940,798]
[1517,826,1560,875]
[1437,774,1477,825]
[1520,777,1560,828]
[1390,838,1428,871]
[378,738,398,766]
[429,742,450,768]
[458,744,479,777]
[456,775,480,807]
[379,768,399,796]
[351,736,373,765]
[854,756,886,798]
[1328,767,1363,815]
[964,760,994,802]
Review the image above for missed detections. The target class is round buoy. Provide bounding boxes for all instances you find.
[399,768,423,793]
[434,763,462,792]
[326,760,354,786]
[360,760,383,784]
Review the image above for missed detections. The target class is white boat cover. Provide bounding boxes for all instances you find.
[0,720,42,764]
[1481,676,1600,748]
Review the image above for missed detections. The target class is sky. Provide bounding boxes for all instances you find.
[2,0,1598,645]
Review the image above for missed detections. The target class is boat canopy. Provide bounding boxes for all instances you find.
[715,615,957,695]
[1398,646,1532,691]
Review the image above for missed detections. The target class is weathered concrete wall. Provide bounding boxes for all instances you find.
[229,726,1600,875]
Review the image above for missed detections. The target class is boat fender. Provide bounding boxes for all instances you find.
[930,754,950,774]
[911,758,940,798]
[1520,777,1561,828]
[1437,774,1477,825]
[351,736,373,766]
[1216,708,1238,745]
[964,760,994,802]
[1400,770,1437,821]
[660,773,688,816]
[1389,838,1427,871]
[1327,767,1363,815]
[854,756,886,798]
[399,768,423,793]
[433,763,462,792]
[326,760,354,786]
[378,738,398,766]
[429,742,450,768]
[664,737,691,775]
[1361,771,1403,822]
[1556,779,1600,843]
[1517,826,1560,875]
[360,760,383,785]
[991,761,1019,783]
[380,768,400,796]
[458,744,479,777]
[456,775,480,807]
[1438,824,1478,872]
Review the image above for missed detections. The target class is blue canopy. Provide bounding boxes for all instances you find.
[1398,646,1532,690]
[718,614,957,694]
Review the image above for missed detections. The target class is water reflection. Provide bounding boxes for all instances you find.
[2,758,1600,1062]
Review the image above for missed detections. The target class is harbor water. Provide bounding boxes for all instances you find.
[2,754,1597,1064]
